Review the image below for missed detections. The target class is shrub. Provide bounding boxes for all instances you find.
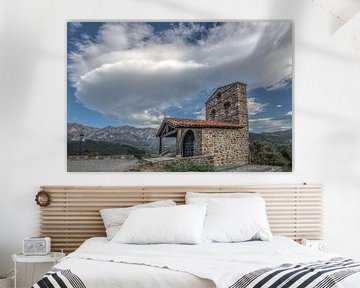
[250,141,292,170]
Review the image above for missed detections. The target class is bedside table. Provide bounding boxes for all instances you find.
[301,239,328,252]
[12,252,65,288]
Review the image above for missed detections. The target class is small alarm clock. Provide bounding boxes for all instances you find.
[23,237,51,255]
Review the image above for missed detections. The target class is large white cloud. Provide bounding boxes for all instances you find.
[69,22,292,127]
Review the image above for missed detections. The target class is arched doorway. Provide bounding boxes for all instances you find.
[182,130,195,157]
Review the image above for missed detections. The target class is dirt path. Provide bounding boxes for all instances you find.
[67,158,139,172]
[224,164,282,172]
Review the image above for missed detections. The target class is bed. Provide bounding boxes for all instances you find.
[33,185,360,288]
[33,236,360,288]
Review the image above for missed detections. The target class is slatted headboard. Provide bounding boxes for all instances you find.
[39,185,323,253]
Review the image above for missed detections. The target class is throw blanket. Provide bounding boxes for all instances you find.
[32,268,86,288]
[33,258,360,288]
[229,258,360,288]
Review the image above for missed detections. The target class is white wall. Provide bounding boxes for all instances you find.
[1,0,360,285]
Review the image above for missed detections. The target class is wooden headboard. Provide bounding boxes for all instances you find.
[39,185,323,253]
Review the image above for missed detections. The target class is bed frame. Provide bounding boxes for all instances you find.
[39,184,323,253]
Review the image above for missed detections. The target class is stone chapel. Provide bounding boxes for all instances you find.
[156,82,249,167]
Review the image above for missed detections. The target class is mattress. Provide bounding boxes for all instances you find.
[35,236,360,288]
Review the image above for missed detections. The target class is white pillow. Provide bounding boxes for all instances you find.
[111,205,207,244]
[202,197,272,243]
[100,200,176,240]
[186,192,259,204]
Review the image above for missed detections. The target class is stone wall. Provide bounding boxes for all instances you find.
[205,82,249,129]
[201,128,249,166]
[174,126,249,167]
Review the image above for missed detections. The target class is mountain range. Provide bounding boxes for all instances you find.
[67,123,292,154]
[249,129,292,145]
[68,122,160,152]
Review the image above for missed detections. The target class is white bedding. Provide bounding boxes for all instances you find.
[53,237,360,288]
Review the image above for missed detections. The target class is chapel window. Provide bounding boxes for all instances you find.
[223,101,231,116]
[210,109,216,120]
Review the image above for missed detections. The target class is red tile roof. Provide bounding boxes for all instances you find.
[164,118,242,128]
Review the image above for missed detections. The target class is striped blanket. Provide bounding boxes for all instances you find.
[32,258,360,288]
[230,258,360,288]
[32,268,86,288]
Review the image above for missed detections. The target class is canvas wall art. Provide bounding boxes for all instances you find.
[67,21,292,172]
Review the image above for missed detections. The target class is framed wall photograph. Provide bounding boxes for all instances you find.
[67,21,292,172]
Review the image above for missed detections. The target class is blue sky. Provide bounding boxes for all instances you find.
[67,22,292,133]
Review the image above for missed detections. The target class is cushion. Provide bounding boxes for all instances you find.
[111,205,207,244]
[186,192,259,204]
[100,200,176,240]
[202,197,272,243]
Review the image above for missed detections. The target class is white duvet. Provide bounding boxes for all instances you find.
[54,237,360,288]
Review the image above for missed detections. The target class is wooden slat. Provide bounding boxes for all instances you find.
[39,184,323,253]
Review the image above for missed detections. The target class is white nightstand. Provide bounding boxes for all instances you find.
[301,239,328,252]
[12,252,65,288]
